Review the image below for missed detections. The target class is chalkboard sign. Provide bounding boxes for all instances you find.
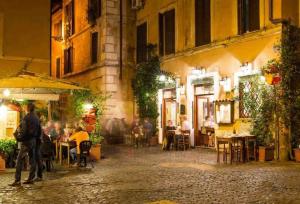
[180,104,185,115]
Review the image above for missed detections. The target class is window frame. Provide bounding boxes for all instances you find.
[136,22,148,64]
[159,9,175,56]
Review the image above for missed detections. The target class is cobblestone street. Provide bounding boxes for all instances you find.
[1,145,300,204]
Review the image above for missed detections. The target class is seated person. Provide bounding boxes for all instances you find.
[68,127,89,165]
[181,116,191,132]
[166,120,176,150]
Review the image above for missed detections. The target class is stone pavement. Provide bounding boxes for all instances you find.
[1,145,300,204]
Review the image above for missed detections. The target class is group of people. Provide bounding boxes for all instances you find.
[164,116,191,151]
[10,103,90,186]
[131,117,153,148]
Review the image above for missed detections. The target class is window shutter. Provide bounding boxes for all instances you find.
[71,0,75,34]
[56,58,61,78]
[159,13,164,56]
[91,32,98,64]
[98,0,101,17]
[64,49,69,74]
[195,0,211,46]
[69,47,73,73]
[164,9,175,55]
[237,0,245,34]
[136,23,147,63]
[249,0,260,31]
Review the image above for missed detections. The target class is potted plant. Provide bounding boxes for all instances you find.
[294,147,300,162]
[0,139,17,170]
[89,133,104,161]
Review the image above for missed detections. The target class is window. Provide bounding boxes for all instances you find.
[88,0,101,24]
[238,0,260,35]
[89,0,101,18]
[91,32,98,64]
[64,47,73,74]
[65,0,75,36]
[54,20,62,37]
[159,9,175,56]
[195,0,211,46]
[136,22,147,63]
[56,58,61,78]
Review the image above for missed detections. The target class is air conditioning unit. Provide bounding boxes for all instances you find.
[131,0,144,10]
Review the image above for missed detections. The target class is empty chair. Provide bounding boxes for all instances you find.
[41,139,54,171]
[79,140,93,168]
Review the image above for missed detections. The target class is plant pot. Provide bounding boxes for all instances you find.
[294,148,300,162]
[259,146,274,162]
[90,144,101,161]
[150,136,158,146]
[0,154,5,171]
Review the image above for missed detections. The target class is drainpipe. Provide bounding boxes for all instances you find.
[119,0,123,80]
[50,0,52,76]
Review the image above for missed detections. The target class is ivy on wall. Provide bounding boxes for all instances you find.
[132,45,175,131]
[278,22,300,152]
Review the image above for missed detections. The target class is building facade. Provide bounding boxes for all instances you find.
[51,0,136,132]
[0,0,50,76]
[136,0,300,158]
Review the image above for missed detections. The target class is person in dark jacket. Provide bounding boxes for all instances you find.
[10,103,41,186]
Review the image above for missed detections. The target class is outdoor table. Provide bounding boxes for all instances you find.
[216,135,255,164]
[59,141,71,167]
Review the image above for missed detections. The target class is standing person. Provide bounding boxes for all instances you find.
[143,118,153,146]
[10,103,40,186]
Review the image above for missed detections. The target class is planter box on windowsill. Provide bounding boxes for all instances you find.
[259,146,274,162]
[90,144,101,161]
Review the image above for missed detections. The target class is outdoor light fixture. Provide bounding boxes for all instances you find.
[158,75,166,82]
[0,105,8,120]
[83,103,93,111]
[240,62,253,74]
[260,75,266,83]
[3,89,10,97]
[220,77,231,92]
[180,85,185,95]
[191,67,206,76]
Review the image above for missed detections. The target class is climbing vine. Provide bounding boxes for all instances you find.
[278,22,300,153]
[132,44,175,131]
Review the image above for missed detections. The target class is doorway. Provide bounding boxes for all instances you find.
[194,85,215,147]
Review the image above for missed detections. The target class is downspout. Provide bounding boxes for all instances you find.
[50,0,52,76]
[119,0,123,80]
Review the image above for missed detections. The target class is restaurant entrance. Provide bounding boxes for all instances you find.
[162,89,177,133]
[194,84,215,147]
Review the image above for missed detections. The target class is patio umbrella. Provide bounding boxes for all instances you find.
[0,71,87,101]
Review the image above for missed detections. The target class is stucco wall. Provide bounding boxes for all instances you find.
[0,0,50,76]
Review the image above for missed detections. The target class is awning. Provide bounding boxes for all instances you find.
[0,71,87,101]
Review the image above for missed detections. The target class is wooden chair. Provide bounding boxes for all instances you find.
[177,130,190,151]
[231,137,244,163]
[245,136,257,161]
